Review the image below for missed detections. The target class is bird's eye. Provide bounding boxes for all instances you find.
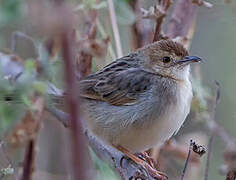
[162,56,171,63]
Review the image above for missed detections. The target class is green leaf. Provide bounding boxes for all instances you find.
[25,59,35,72]
[33,81,47,94]
[21,94,32,108]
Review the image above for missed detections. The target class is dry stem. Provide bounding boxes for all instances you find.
[204,82,220,180]
[19,97,45,180]
[152,0,172,42]
[77,9,97,78]
[61,29,90,180]
[107,0,123,57]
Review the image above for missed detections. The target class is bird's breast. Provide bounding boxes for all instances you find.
[116,79,193,152]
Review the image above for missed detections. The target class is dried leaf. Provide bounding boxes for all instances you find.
[8,97,45,147]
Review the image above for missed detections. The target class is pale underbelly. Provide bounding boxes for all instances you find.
[114,105,188,153]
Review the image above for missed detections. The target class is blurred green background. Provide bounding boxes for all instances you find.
[0,0,235,179]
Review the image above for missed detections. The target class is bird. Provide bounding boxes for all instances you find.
[78,39,201,179]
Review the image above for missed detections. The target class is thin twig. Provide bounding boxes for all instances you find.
[180,140,193,180]
[204,135,213,180]
[11,31,36,54]
[107,0,123,58]
[46,106,70,127]
[204,81,221,180]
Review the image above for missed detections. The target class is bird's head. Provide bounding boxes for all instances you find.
[139,40,201,81]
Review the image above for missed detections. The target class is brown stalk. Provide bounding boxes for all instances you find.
[19,97,45,180]
[27,2,91,179]
[60,13,90,180]
[21,140,35,180]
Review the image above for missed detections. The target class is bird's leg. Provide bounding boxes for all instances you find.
[115,145,168,180]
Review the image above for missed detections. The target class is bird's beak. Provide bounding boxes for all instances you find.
[177,56,202,64]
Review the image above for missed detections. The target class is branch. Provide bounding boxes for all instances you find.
[152,0,172,42]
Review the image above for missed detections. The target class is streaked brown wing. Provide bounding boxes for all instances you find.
[79,55,152,106]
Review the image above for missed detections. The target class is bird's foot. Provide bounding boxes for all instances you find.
[136,152,157,169]
[116,145,168,180]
